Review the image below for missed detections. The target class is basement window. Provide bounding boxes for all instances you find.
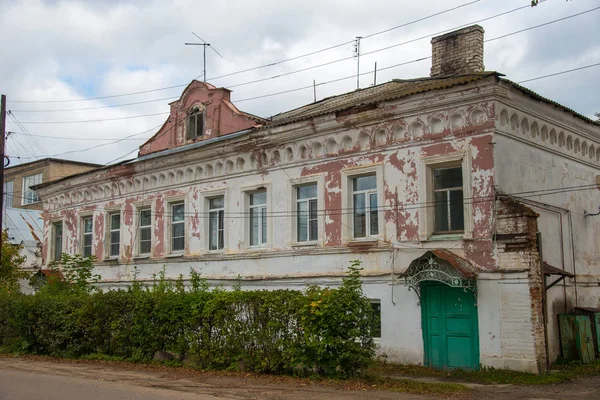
[187,108,204,139]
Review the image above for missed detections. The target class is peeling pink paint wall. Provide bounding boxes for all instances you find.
[139,81,264,156]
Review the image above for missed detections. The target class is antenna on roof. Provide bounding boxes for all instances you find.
[354,37,362,89]
[185,32,224,83]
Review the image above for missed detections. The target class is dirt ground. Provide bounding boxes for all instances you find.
[1,356,599,399]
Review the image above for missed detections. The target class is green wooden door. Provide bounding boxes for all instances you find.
[421,283,479,370]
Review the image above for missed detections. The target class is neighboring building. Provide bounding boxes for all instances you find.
[3,207,43,294]
[3,158,102,211]
[34,25,600,373]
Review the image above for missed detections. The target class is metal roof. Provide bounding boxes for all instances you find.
[268,72,497,127]
[3,207,43,249]
[430,249,478,279]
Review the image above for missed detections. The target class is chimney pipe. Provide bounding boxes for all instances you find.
[430,25,485,77]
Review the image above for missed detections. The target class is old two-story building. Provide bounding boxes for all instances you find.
[34,25,600,373]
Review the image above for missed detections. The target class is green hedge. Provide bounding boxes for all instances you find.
[0,264,375,377]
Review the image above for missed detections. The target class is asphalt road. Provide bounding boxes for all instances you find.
[0,368,221,400]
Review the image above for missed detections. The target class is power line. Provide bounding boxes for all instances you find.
[9,96,180,113]
[14,112,169,125]
[12,3,593,123]
[517,62,600,84]
[9,132,150,141]
[5,0,506,105]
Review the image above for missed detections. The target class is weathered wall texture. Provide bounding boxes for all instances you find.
[493,86,600,363]
[138,81,264,156]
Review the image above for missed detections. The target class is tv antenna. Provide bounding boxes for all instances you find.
[185,32,223,82]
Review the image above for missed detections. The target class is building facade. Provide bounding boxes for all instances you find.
[34,25,600,373]
[3,158,101,211]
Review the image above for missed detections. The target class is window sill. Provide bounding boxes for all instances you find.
[133,255,150,260]
[347,238,379,244]
[165,253,184,258]
[103,257,119,262]
[428,233,464,241]
[246,246,267,252]
[291,241,318,248]
[207,249,225,254]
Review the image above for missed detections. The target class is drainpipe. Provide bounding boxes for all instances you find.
[568,211,578,307]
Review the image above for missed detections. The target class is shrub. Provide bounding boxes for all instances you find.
[0,262,375,378]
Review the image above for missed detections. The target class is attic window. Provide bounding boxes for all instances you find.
[187,108,204,139]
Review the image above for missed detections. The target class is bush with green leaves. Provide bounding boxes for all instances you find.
[0,261,376,378]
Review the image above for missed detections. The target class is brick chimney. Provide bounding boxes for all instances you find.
[430,25,484,77]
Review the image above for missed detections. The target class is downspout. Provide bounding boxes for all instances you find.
[568,211,578,307]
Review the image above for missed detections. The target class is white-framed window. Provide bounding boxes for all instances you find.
[22,173,42,205]
[52,221,63,261]
[208,196,225,250]
[419,152,472,240]
[171,202,185,253]
[3,181,13,208]
[186,108,204,139]
[109,213,120,257]
[139,208,152,255]
[82,216,93,257]
[352,174,379,238]
[296,183,318,242]
[249,191,267,247]
[433,166,464,233]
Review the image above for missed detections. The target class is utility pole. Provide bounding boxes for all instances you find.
[185,32,223,82]
[0,94,6,261]
[354,37,362,90]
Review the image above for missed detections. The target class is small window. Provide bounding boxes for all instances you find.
[209,197,224,250]
[249,191,267,246]
[53,222,63,261]
[296,184,317,242]
[171,203,185,252]
[352,175,378,238]
[22,173,42,205]
[433,166,464,233]
[109,213,120,257]
[3,181,13,208]
[82,217,93,257]
[139,209,152,255]
[371,300,381,338]
[187,109,204,139]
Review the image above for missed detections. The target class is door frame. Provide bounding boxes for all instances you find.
[420,281,480,370]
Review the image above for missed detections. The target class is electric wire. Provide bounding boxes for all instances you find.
[7,0,485,104]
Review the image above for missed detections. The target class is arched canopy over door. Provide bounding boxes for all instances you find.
[401,249,477,302]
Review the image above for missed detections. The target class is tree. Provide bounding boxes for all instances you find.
[0,230,28,293]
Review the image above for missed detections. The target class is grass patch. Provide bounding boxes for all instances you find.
[366,376,469,395]
[369,360,600,385]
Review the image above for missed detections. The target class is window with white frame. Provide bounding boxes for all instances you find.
[3,181,13,208]
[22,173,42,205]
[370,300,381,338]
[249,191,267,246]
[109,213,120,257]
[82,216,93,257]
[352,175,378,238]
[52,221,63,261]
[139,208,152,255]
[171,203,185,252]
[186,108,204,139]
[296,183,318,242]
[433,166,464,233]
[209,196,224,250]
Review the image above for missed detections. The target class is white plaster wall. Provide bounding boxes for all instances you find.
[478,272,540,373]
[494,129,600,363]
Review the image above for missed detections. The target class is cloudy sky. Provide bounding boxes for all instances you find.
[1,0,599,167]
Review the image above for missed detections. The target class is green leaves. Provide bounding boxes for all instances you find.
[0,230,28,294]
[0,261,376,378]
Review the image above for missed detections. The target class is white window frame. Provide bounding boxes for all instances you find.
[22,173,42,205]
[3,181,13,208]
[288,175,325,246]
[341,164,384,243]
[351,175,379,239]
[240,183,271,250]
[419,151,473,241]
[81,215,93,257]
[208,196,225,251]
[107,210,121,259]
[137,206,152,256]
[249,191,267,247]
[296,183,318,243]
[170,202,185,254]
[51,220,63,262]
